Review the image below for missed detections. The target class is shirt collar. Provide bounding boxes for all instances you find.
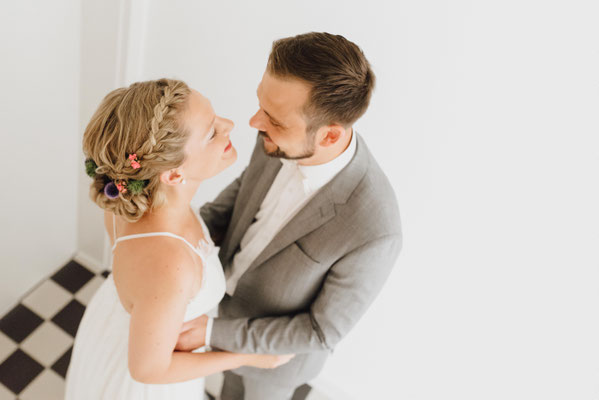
[280,129,357,194]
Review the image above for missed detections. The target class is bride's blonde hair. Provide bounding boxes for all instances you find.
[83,78,191,222]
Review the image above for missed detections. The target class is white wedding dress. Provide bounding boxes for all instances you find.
[65,209,225,399]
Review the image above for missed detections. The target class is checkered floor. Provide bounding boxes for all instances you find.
[0,260,326,400]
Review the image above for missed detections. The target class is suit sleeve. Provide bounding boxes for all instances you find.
[209,233,402,354]
[199,168,246,246]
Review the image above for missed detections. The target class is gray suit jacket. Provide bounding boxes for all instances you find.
[200,132,401,386]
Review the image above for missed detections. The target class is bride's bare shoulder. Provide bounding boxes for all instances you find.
[112,238,198,309]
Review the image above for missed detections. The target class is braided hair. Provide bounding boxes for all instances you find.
[83,78,191,222]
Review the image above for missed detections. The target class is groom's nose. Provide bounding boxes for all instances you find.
[249,110,265,131]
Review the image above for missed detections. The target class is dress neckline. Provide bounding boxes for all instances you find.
[111,207,214,256]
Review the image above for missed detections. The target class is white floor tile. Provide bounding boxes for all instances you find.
[0,383,16,400]
[21,280,73,320]
[20,322,73,367]
[0,332,17,365]
[74,275,105,306]
[19,369,65,400]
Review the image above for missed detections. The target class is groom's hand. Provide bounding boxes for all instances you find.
[175,314,208,352]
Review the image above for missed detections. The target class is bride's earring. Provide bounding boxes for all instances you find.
[181,179,186,185]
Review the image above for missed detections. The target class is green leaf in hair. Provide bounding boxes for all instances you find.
[85,159,98,178]
[128,179,149,194]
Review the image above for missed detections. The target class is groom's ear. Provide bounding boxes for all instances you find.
[317,124,347,147]
[160,168,184,186]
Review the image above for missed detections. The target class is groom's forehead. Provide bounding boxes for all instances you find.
[258,73,309,116]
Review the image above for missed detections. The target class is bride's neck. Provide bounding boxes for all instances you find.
[141,204,192,226]
[136,182,200,227]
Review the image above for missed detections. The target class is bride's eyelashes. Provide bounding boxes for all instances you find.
[204,127,217,144]
[209,127,221,141]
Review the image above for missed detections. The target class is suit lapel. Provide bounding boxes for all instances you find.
[226,132,370,272]
[223,154,282,264]
[246,185,337,272]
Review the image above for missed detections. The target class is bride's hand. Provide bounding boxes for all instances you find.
[243,353,296,369]
[175,315,208,351]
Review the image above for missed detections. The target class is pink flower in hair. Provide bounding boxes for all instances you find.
[128,153,141,169]
[115,180,128,193]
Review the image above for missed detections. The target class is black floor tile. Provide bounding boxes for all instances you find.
[51,260,95,294]
[0,349,44,394]
[51,346,72,378]
[0,304,43,343]
[51,299,86,337]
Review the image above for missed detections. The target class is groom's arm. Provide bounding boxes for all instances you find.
[199,168,246,246]
[209,233,402,354]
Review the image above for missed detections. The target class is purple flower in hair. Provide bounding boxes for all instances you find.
[104,182,119,199]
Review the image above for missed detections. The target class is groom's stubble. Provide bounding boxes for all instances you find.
[258,130,316,161]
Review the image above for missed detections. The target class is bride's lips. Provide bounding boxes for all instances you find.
[224,140,232,152]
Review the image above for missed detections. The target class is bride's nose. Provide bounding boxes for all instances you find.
[221,118,234,136]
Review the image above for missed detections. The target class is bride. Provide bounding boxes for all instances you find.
[65,78,293,399]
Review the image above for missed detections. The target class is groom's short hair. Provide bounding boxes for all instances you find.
[267,32,375,133]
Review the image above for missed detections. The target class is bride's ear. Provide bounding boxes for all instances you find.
[160,168,185,186]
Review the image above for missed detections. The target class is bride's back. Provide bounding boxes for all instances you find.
[106,211,204,315]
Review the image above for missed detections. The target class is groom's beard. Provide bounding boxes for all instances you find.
[258,130,316,160]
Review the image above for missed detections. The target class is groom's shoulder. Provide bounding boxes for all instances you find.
[338,134,401,237]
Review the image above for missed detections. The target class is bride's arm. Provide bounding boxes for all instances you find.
[135,350,293,384]
[127,242,292,384]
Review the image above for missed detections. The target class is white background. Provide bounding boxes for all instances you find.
[0,0,80,321]
[1,0,598,398]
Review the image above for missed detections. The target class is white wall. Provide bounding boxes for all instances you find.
[75,0,126,271]
[0,1,81,315]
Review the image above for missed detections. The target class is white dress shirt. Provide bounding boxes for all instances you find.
[205,130,357,347]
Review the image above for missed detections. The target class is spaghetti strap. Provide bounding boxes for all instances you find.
[110,208,212,260]
[111,231,204,256]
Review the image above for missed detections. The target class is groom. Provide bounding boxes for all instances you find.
[181,32,402,399]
